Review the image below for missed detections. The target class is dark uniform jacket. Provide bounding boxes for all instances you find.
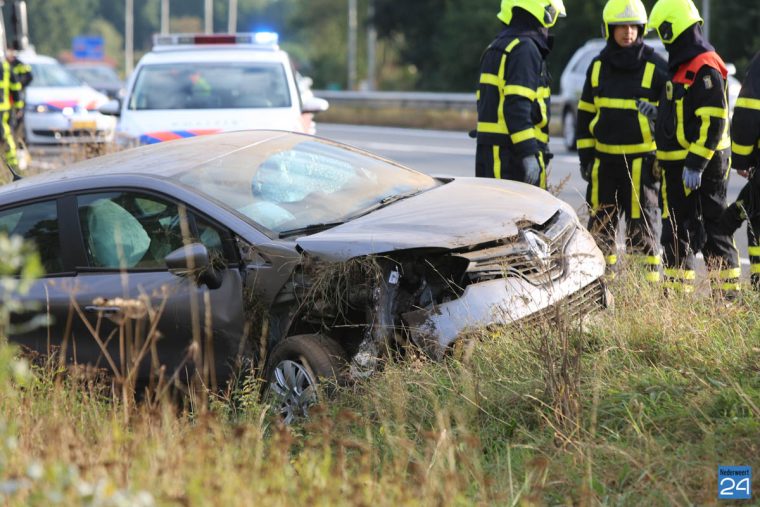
[0,60,22,112]
[731,52,760,171]
[476,14,551,160]
[576,43,668,167]
[655,50,730,172]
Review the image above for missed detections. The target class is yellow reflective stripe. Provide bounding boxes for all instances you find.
[675,99,689,149]
[0,62,9,110]
[645,271,661,282]
[736,97,760,111]
[719,268,741,279]
[594,97,638,109]
[661,166,669,220]
[606,255,618,266]
[751,264,760,274]
[718,132,731,151]
[662,281,695,293]
[658,149,688,161]
[631,158,642,220]
[591,158,601,211]
[14,101,23,109]
[511,128,535,144]
[689,143,715,160]
[477,122,508,134]
[695,106,728,119]
[538,152,547,190]
[536,86,551,98]
[480,73,501,87]
[733,142,755,156]
[632,254,661,265]
[505,38,521,53]
[721,283,741,291]
[578,100,596,113]
[497,53,508,138]
[591,61,601,88]
[493,146,501,180]
[641,63,655,89]
[536,98,548,129]
[748,246,760,256]
[595,141,657,154]
[664,269,696,280]
[535,131,549,143]
[577,138,595,149]
[504,85,536,100]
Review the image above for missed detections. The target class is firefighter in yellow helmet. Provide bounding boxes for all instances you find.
[576,0,668,282]
[475,0,566,188]
[649,0,739,296]
[719,51,760,288]
[0,53,23,171]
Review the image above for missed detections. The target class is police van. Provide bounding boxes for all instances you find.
[110,33,328,145]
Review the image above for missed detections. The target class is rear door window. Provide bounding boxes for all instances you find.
[0,200,63,274]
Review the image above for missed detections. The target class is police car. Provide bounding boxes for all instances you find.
[111,33,328,145]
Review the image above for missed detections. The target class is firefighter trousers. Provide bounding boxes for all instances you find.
[475,144,548,189]
[720,171,760,289]
[0,111,18,169]
[661,150,740,293]
[585,155,661,281]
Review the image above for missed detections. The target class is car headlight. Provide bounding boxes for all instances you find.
[27,104,50,113]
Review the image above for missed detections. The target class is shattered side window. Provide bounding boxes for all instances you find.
[177,138,439,234]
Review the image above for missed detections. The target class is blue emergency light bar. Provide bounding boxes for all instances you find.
[153,32,279,48]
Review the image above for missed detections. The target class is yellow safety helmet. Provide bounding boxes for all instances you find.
[497,0,567,29]
[601,0,648,40]
[649,0,703,44]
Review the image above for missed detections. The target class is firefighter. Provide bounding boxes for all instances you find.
[576,0,668,282]
[475,0,566,188]
[7,48,32,132]
[720,52,760,288]
[649,0,739,295]
[0,55,23,170]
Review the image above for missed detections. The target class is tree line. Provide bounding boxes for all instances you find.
[7,0,760,91]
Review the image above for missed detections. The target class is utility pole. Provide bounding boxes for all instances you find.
[161,0,170,34]
[366,0,377,91]
[205,0,213,34]
[125,0,134,74]
[347,0,357,90]
[702,0,710,41]
[228,0,238,33]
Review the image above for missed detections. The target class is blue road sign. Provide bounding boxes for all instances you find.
[72,36,104,60]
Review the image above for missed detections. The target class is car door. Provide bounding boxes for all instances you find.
[68,189,246,387]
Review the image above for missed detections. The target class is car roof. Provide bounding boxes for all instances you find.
[16,51,59,65]
[0,130,302,196]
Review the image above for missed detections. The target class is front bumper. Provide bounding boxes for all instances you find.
[402,226,609,358]
[25,112,116,144]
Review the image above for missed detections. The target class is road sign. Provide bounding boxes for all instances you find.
[72,35,104,60]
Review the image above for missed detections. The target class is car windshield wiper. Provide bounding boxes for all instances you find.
[350,190,425,219]
[278,221,345,238]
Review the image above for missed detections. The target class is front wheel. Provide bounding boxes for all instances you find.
[264,334,346,424]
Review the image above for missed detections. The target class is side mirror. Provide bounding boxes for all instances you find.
[165,243,223,290]
[99,99,121,117]
[302,96,329,115]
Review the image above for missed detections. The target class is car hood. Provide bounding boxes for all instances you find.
[26,86,109,111]
[118,109,304,143]
[296,177,564,261]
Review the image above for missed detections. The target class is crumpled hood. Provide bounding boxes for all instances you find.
[297,177,565,261]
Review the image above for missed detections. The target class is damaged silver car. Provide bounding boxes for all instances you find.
[0,131,608,420]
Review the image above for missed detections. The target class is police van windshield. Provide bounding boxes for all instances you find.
[128,62,292,110]
[29,63,82,87]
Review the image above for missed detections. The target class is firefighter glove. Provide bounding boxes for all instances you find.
[683,166,702,190]
[580,162,592,182]
[522,155,541,186]
[636,100,657,121]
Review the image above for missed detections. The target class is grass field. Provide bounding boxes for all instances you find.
[0,258,759,506]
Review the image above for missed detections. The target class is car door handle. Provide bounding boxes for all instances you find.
[84,305,122,314]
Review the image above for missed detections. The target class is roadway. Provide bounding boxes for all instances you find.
[318,123,753,271]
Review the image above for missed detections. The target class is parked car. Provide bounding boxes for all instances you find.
[108,33,329,145]
[20,51,116,145]
[558,38,742,150]
[0,131,608,421]
[64,62,126,101]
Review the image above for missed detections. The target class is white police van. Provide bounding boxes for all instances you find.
[109,33,328,145]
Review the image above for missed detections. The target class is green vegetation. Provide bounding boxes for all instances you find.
[0,239,758,505]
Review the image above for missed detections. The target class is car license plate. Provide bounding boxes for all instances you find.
[71,120,97,130]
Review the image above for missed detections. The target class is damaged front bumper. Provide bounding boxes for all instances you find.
[402,227,609,359]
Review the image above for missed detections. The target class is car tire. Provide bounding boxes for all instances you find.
[563,109,577,152]
[264,334,346,423]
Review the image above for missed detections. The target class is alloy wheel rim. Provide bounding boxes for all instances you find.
[269,360,317,424]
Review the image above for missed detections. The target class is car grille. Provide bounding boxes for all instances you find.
[517,279,608,329]
[32,129,109,139]
[459,211,577,285]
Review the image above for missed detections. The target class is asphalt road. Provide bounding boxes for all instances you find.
[318,123,753,269]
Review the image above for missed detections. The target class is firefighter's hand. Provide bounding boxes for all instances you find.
[522,156,541,186]
[683,167,702,190]
[636,100,657,121]
[579,162,592,182]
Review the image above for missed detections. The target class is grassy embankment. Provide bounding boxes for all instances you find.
[0,259,759,506]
